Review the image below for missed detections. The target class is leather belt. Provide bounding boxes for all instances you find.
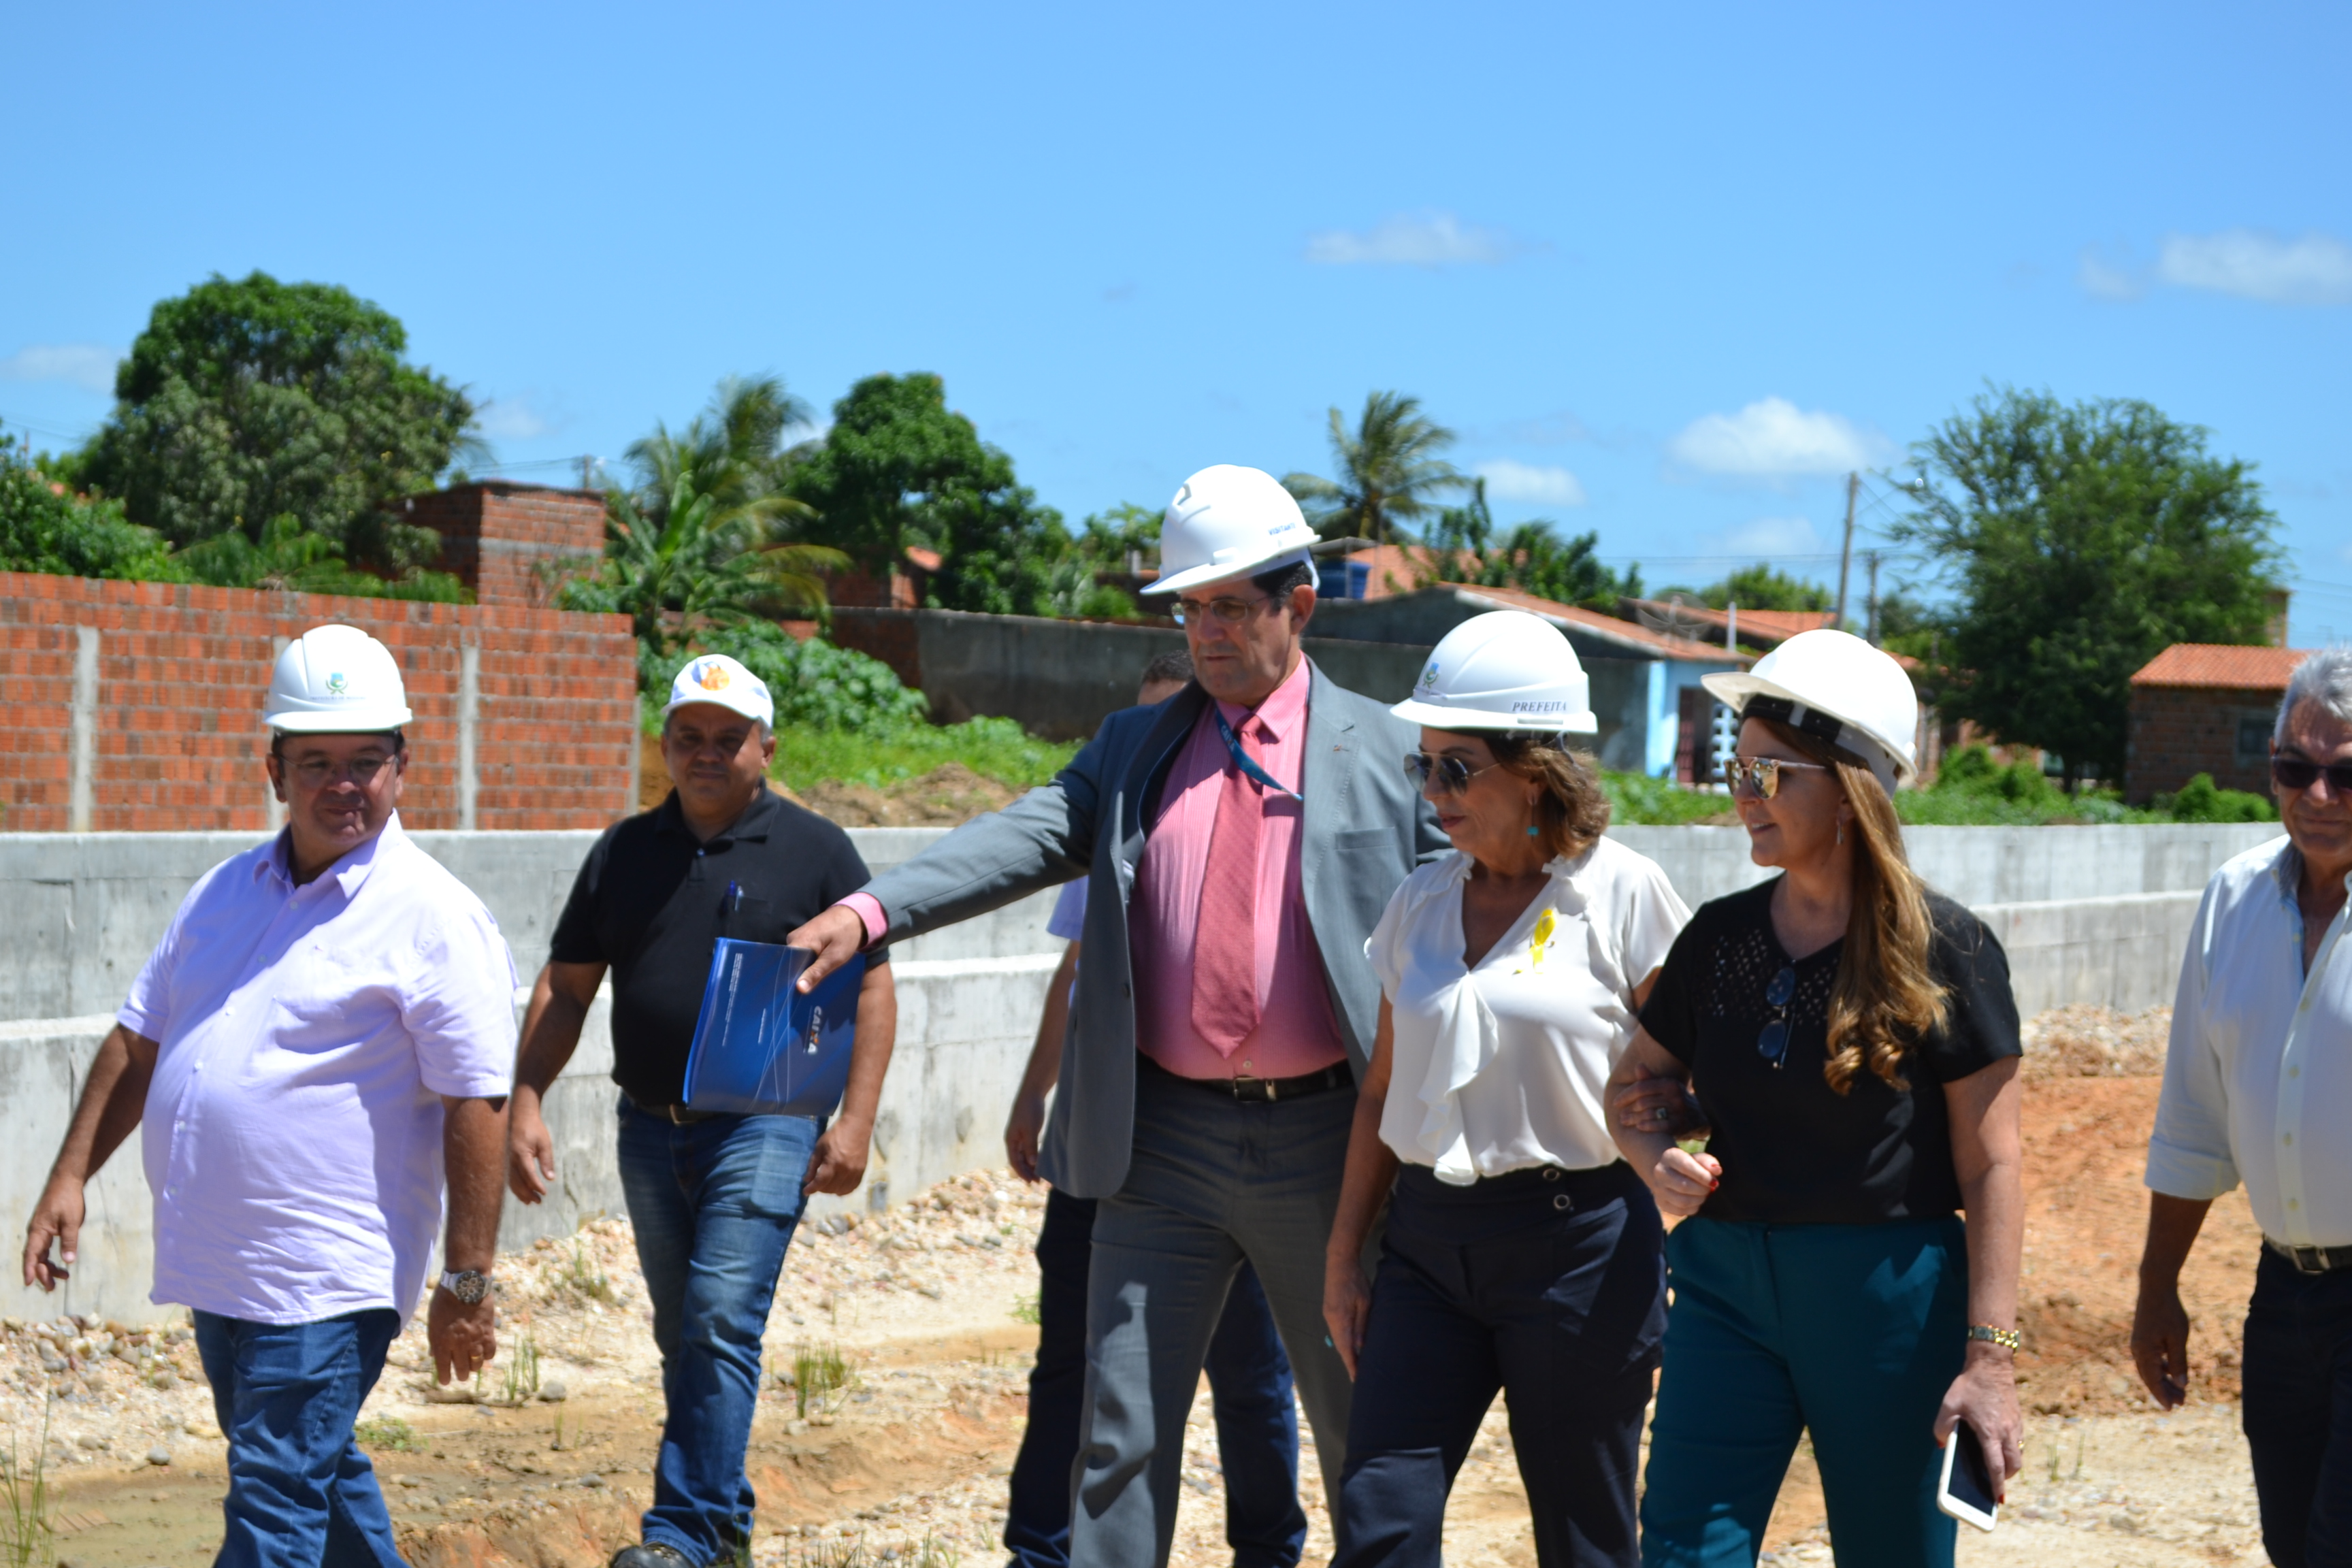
[628,1095,721,1125]
[1139,1051,1350,1103]
[2267,1237,2352,1275]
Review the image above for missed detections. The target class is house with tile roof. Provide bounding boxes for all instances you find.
[1309,585,1750,779]
[2125,643,2310,801]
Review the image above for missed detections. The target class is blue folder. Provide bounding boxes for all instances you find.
[681,939,865,1117]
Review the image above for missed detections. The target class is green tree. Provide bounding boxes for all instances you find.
[1284,391,1466,552]
[787,372,1067,616]
[77,272,478,572]
[1695,564,1832,612]
[1043,503,1159,619]
[0,429,179,579]
[625,375,813,530]
[1416,478,1639,610]
[1889,387,2281,787]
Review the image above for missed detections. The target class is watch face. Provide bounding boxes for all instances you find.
[448,1271,490,1305]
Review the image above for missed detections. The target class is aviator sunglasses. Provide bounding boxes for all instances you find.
[2273,755,2352,794]
[1404,751,1503,796]
[1757,964,1798,1068]
[1722,755,1833,799]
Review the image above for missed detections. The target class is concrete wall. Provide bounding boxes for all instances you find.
[830,606,1433,741]
[0,821,2281,1322]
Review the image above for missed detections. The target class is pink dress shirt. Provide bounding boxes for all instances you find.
[843,659,1345,1080]
[1129,658,1345,1079]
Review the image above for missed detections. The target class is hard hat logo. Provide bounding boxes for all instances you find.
[325,672,348,697]
[1422,666,1440,689]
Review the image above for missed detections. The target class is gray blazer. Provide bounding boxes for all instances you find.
[859,662,1447,1197]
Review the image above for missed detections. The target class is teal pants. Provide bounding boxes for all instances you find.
[1639,1215,1967,1568]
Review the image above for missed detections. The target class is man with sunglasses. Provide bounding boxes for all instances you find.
[21,624,518,1568]
[2136,645,2352,1568]
[790,464,1445,1567]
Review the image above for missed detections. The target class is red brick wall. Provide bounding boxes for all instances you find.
[0,574,637,832]
[398,482,605,608]
[2125,684,2281,802]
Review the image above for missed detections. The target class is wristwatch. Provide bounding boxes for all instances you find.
[439,1269,493,1305]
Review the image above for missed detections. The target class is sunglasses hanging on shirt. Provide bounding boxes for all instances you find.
[1757,964,1797,1069]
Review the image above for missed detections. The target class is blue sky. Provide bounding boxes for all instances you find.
[6,3,2349,636]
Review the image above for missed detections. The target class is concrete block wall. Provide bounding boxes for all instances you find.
[0,821,2282,1322]
[2126,683,2279,801]
[0,574,638,833]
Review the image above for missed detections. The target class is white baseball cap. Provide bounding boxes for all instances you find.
[264,625,414,734]
[1390,611,1599,734]
[1702,628,1918,791]
[663,654,775,728]
[1143,464,1330,597]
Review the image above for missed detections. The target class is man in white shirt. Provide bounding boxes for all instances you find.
[2135,645,2352,1568]
[19,625,517,1568]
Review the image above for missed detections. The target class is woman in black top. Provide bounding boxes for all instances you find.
[1604,632,2024,1568]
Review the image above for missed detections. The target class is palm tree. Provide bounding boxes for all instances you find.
[1283,391,1467,555]
[626,375,814,527]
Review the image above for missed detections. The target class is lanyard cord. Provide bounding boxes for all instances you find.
[1213,708,1302,801]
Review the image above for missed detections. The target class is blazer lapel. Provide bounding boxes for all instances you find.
[1119,683,1210,889]
[1300,661,1359,906]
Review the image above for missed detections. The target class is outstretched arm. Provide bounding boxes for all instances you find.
[24,1024,158,1291]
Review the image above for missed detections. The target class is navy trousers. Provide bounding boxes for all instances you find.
[1007,1186,1308,1568]
[2243,1247,2352,1568]
[1335,1162,1665,1568]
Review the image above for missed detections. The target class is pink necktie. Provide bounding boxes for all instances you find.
[1190,719,1265,1057]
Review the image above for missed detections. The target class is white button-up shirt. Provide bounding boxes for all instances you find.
[118,815,517,1325]
[2148,836,2352,1247]
[1367,836,1690,1183]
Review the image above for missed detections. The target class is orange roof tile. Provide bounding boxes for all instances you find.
[1440,585,1750,665]
[1623,599,1835,647]
[2129,644,2308,691]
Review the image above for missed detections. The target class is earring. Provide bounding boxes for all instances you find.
[1526,825,1539,837]
[1836,822,1844,847]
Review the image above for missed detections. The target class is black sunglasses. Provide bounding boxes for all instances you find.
[1757,965,1797,1070]
[2273,755,2352,794]
[1405,751,1503,796]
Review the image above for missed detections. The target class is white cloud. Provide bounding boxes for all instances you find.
[476,394,557,441]
[0,344,120,393]
[1707,515,1823,557]
[1475,459,1587,507]
[1667,397,1889,478]
[2076,249,2144,301]
[2155,229,2352,306]
[1303,211,1529,268]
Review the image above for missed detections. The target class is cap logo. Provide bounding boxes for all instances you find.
[694,662,731,691]
[326,672,348,697]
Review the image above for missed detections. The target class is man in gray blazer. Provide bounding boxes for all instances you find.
[791,464,1443,1567]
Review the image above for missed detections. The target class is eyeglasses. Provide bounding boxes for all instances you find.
[2273,755,2352,794]
[1405,751,1504,796]
[1757,964,1797,1070]
[1723,755,1833,799]
[1171,593,1274,627]
[283,753,397,789]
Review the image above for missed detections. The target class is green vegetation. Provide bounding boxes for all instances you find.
[557,1235,617,1303]
[354,1416,427,1453]
[495,1329,542,1405]
[1682,563,1831,613]
[1599,768,1735,826]
[1284,390,1467,553]
[1419,478,1642,610]
[1889,385,2283,787]
[0,1406,52,1568]
[1009,1294,1043,1326]
[774,717,1078,795]
[1,433,178,579]
[791,1341,851,1420]
[2152,772,2277,823]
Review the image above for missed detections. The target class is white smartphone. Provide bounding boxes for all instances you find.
[1936,1420,1999,1533]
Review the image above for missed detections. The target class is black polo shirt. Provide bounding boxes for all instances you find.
[547,787,884,1107]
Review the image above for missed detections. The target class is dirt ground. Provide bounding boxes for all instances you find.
[637,733,1022,825]
[12,1005,2276,1567]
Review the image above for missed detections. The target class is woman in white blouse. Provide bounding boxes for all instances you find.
[1322,611,1690,1568]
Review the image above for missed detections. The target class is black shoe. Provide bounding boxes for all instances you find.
[609,1545,694,1568]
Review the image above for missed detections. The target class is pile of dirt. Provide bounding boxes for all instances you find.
[796,765,1021,827]
[2021,1003,2172,1081]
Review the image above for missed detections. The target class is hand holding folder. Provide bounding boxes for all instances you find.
[683,939,866,1117]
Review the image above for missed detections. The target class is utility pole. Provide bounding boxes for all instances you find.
[1865,551,1882,645]
[1832,471,1859,630]
[579,455,595,491]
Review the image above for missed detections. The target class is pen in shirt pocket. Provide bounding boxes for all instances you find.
[725,880,744,915]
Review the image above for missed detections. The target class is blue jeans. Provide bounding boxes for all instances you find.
[1336,1163,1664,1568]
[191,1307,404,1568]
[1007,1187,1307,1568]
[617,1098,819,1565]
[1639,1215,1967,1568]
[2242,1247,2352,1568]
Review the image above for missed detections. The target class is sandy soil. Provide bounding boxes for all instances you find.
[8,1006,2277,1567]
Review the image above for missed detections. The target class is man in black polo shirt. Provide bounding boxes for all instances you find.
[507,653,896,1568]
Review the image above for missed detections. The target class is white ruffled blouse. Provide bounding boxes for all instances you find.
[1365,836,1690,1184]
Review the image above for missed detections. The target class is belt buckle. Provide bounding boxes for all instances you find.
[2291,1244,2331,1276]
[1230,1073,1268,1102]
[666,1104,693,1125]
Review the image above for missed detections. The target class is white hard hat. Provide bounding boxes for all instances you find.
[264,625,413,734]
[663,654,775,728]
[1390,611,1599,734]
[1702,628,1918,791]
[1143,464,1325,597]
